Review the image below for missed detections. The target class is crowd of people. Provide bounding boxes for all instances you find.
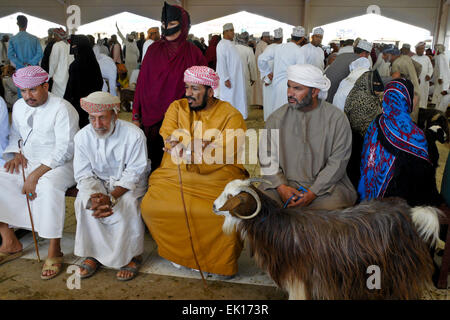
[0,2,448,287]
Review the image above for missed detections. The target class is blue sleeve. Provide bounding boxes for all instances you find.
[30,37,43,66]
[7,38,22,68]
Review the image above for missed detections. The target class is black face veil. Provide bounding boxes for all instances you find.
[161,1,182,36]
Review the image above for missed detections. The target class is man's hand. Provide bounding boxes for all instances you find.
[276,184,316,208]
[441,90,448,96]
[4,153,27,174]
[425,75,431,81]
[438,79,443,85]
[225,80,231,88]
[92,204,114,218]
[90,193,111,210]
[289,190,317,208]
[132,119,141,127]
[268,73,273,81]
[276,184,304,207]
[22,171,39,200]
[391,71,401,79]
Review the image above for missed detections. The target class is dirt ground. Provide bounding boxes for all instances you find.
[0,258,287,300]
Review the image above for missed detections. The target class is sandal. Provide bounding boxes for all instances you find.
[0,251,24,266]
[78,257,99,279]
[116,256,142,281]
[41,256,64,280]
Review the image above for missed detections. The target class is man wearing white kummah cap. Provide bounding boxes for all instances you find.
[259,64,357,210]
[0,66,79,280]
[73,91,149,281]
[256,28,284,119]
[216,23,248,118]
[299,27,325,70]
[412,42,433,109]
[258,26,307,120]
[431,44,450,112]
[252,31,271,107]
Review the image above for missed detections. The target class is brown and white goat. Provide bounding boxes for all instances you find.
[213,178,442,300]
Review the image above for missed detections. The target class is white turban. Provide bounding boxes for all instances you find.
[291,26,305,38]
[287,64,331,99]
[349,57,371,72]
[262,31,270,37]
[415,41,426,48]
[313,27,324,36]
[274,28,283,39]
[356,39,372,53]
[435,44,446,53]
[223,23,234,31]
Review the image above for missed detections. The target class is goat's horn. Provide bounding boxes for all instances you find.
[232,186,261,220]
[248,177,272,186]
[218,195,244,212]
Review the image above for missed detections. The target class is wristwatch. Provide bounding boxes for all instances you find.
[110,194,118,207]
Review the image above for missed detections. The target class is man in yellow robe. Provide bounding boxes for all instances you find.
[140,66,248,277]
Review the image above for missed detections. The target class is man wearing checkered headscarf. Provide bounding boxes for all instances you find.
[73,91,149,280]
[139,66,249,277]
[0,65,79,280]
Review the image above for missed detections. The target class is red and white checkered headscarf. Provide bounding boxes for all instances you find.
[184,66,220,90]
[12,66,49,89]
[80,91,121,114]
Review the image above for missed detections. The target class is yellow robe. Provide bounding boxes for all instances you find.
[141,98,249,276]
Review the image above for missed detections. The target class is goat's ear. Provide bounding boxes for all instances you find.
[218,192,257,218]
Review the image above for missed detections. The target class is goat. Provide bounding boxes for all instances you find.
[213,178,442,300]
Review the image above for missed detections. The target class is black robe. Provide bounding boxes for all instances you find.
[64,35,103,128]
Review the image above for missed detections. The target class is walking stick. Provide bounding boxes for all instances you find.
[171,140,208,289]
[18,139,40,262]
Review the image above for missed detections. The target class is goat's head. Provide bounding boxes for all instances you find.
[427,125,447,144]
[213,178,270,234]
[427,113,449,143]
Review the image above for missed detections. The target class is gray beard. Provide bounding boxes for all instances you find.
[289,88,313,109]
[94,120,116,139]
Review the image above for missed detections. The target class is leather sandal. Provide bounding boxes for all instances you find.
[41,256,64,280]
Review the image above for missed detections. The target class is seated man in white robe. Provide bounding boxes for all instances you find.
[0,66,79,280]
[73,92,149,281]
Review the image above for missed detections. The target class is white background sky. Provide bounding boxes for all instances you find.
[0,11,436,50]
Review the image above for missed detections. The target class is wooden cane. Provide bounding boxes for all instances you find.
[18,139,40,262]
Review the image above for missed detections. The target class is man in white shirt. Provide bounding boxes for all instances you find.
[235,32,257,107]
[48,28,73,98]
[300,27,325,70]
[0,95,8,166]
[252,31,270,107]
[142,27,160,64]
[258,28,283,120]
[93,46,118,96]
[412,42,433,109]
[258,26,307,116]
[72,91,149,281]
[432,44,450,112]
[216,23,247,119]
[0,66,79,280]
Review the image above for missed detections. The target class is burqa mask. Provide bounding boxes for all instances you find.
[161,1,182,37]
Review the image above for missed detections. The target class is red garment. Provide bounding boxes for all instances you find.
[133,5,207,127]
[204,35,221,71]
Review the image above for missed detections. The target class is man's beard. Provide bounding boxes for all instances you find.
[187,90,210,111]
[94,119,116,139]
[288,88,313,109]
